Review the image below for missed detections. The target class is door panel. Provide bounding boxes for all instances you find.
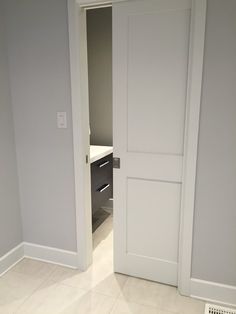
[127,179,181,262]
[113,0,192,286]
[127,9,190,155]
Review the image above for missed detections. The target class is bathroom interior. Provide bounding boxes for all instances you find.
[86,7,113,240]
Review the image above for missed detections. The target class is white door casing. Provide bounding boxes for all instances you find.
[68,0,93,271]
[113,0,206,287]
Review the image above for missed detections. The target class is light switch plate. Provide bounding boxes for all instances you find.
[57,112,67,128]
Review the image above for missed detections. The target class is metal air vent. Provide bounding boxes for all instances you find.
[205,303,236,314]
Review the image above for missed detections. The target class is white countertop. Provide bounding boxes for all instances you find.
[90,145,113,163]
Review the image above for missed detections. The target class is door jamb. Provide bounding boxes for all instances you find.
[178,0,207,295]
[67,0,207,295]
[67,0,92,271]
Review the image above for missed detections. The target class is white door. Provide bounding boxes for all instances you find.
[113,0,194,286]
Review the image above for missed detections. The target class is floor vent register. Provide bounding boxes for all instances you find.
[205,303,236,314]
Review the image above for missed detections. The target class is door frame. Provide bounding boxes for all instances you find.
[67,0,207,295]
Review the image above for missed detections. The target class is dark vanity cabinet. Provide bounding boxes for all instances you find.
[90,153,113,215]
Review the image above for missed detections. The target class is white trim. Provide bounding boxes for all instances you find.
[0,242,78,275]
[24,242,78,269]
[67,0,93,270]
[81,3,112,10]
[0,243,24,276]
[191,278,236,308]
[178,0,207,295]
[77,0,126,8]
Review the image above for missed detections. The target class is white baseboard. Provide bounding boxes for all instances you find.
[0,243,24,276]
[191,278,236,308]
[0,242,78,276]
[24,242,78,269]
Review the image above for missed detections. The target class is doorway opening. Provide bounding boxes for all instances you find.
[86,6,114,263]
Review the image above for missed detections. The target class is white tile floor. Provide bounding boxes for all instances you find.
[0,216,205,313]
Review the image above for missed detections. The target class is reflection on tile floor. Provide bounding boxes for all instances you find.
[0,216,205,313]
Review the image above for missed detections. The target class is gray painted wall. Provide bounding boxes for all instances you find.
[192,0,236,286]
[87,8,113,146]
[0,2,22,257]
[5,0,77,252]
